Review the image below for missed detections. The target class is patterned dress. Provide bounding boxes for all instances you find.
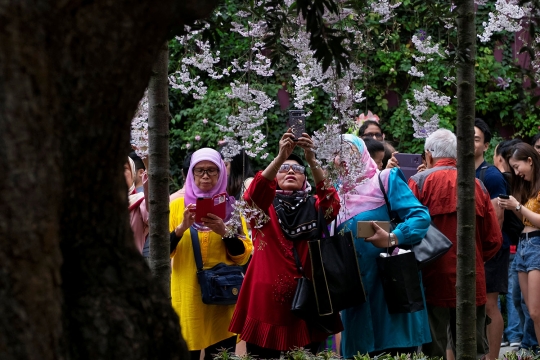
[229,171,341,351]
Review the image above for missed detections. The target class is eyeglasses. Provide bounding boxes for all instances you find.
[278,164,305,174]
[193,167,219,177]
[361,132,383,141]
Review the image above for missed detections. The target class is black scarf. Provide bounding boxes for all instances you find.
[273,193,318,240]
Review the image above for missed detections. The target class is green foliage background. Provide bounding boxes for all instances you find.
[166,0,540,190]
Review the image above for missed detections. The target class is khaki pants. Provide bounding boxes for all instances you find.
[422,304,488,359]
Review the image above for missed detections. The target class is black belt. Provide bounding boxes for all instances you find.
[520,230,540,239]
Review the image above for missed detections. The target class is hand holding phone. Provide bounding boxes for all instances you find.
[195,193,227,223]
[288,110,306,141]
[498,194,509,199]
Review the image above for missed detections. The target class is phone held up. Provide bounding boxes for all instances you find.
[499,194,510,199]
[288,110,306,141]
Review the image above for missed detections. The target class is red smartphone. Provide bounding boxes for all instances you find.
[195,193,227,222]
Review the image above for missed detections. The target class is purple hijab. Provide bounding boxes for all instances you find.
[184,148,234,220]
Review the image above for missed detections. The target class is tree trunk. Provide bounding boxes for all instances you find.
[0,1,216,358]
[148,42,173,293]
[455,0,477,359]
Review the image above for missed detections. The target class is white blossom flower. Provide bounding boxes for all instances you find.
[131,91,149,159]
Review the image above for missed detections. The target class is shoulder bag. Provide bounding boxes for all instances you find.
[290,246,343,334]
[190,227,244,305]
[378,173,453,269]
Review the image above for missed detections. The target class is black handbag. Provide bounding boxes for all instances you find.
[377,250,425,314]
[190,227,244,305]
[290,247,342,334]
[307,210,366,316]
[378,173,453,269]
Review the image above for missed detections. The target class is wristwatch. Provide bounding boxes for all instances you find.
[516,203,522,212]
[389,233,397,246]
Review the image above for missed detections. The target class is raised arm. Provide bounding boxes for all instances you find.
[261,130,297,181]
[296,132,324,185]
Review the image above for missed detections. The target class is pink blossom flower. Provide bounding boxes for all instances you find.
[195,135,201,141]
[355,110,380,125]
[186,143,191,149]
[202,118,208,124]
[217,139,227,146]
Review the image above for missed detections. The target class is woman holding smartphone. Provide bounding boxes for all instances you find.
[229,130,342,359]
[336,134,431,358]
[169,148,252,360]
[498,142,540,347]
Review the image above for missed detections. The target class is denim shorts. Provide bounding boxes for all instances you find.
[515,231,540,273]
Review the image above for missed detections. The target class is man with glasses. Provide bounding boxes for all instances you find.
[358,120,384,141]
[358,119,399,169]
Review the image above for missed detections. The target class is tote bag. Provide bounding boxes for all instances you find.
[308,211,366,316]
[377,251,425,314]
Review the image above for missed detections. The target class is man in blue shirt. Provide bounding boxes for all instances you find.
[474,118,509,359]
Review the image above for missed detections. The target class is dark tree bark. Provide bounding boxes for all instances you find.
[148,42,173,292]
[0,1,216,359]
[455,0,477,359]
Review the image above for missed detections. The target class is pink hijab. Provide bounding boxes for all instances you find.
[338,134,387,224]
[184,148,234,219]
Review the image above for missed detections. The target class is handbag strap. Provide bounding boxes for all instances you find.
[190,227,204,271]
[292,246,305,277]
[316,206,331,239]
[378,172,393,218]
[378,172,397,254]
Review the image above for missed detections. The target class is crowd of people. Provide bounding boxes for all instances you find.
[125,115,540,360]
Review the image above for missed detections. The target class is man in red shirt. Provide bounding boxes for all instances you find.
[408,129,502,359]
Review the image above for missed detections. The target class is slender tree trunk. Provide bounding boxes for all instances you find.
[148,42,173,293]
[455,0,477,359]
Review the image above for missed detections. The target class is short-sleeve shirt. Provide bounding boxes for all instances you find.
[476,161,509,248]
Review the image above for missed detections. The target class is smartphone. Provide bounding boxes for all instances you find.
[288,110,306,141]
[394,153,423,181]
[356,221,391,238]
[499,194,510,199]
[195,193,227,223]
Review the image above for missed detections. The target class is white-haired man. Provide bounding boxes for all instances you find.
[408,129,502,359]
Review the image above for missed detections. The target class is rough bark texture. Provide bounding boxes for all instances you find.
[455,1,477,360]
[148,42,173,293]
[0,1,216,359]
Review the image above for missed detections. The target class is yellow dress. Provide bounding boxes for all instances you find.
[169,197,252,351]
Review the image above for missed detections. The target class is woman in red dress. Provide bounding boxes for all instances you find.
[229,130,341,359]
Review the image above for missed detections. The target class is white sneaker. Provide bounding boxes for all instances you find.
[510,342,521,347]
[501,341,510,347]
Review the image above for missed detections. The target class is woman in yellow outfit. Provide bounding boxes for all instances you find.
[169,148,252,360]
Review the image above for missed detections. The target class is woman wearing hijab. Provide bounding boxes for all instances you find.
[336,134,431,358]
[125,156,149,253]
[229,131,341,359]
[169,148,253,360]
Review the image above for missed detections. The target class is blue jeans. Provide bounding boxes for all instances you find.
[502,253,523,343]
[510,254,538,349]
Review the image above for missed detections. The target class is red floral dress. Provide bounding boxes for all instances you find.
[229,172,341,350]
